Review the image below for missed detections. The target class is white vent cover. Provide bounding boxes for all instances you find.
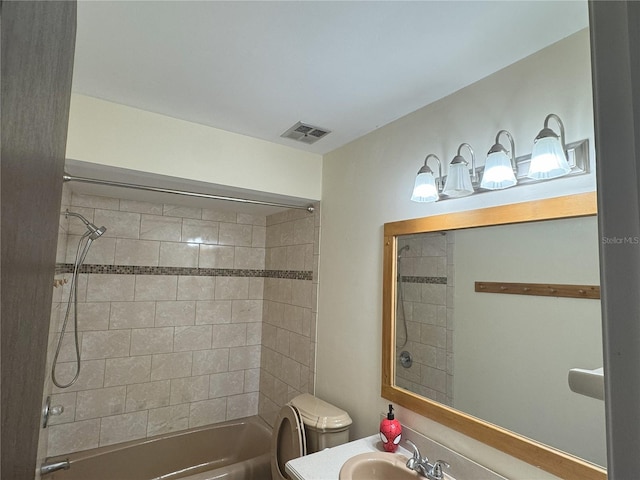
[281,121,331,144]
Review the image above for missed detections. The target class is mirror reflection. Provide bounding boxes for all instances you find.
[394,216,605,467]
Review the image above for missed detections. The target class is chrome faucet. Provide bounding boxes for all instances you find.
[405,440,450,480]
[40,459,70,475]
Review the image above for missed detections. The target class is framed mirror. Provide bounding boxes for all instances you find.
[382,192,606,480]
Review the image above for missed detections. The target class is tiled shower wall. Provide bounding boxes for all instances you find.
[258,208,319,426]
[43,189,318,457]
[395,232,454,406]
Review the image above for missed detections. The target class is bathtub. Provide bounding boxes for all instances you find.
[43,416,272,480]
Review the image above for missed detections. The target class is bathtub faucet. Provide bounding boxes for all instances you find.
[40,459,70,475]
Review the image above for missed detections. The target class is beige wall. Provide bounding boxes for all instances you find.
[316,29,596,478]
[66,94,323,200]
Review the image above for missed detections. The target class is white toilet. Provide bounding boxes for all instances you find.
[271,393,352,480]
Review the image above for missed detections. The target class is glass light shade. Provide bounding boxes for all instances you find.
[411,171,439,202]
[527,136,571,180]
[443,163,474,197]
[480,150,517,190]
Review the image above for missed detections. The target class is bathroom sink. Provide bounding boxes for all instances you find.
[339,452,421,480]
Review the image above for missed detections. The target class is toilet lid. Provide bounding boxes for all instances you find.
[271,404,306,480]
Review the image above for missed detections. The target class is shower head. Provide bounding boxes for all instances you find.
[398,245,410,258]
[65,210,107,239]
[89,226,107,240]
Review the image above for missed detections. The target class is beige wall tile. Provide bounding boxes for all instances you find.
[195,300,231,325]
[248,278,264,300]
[209,371,244,398]
[237,213,266,227]
[189,398,226,428]
[87,274,135,302]
[291,280,313,308]
[246,323,262,346]
[119,199,163,215]
[76,302,111,331]
[282,304,304,334]
[110,302,155,329]
[244,369,260,393]
[289,333,311,366]
[281,357,302,390]
[262,324,277,350]
[125,380,171,411]
[169,375,210,405]
[130,327,174,356]
[226,392,259,420]
[48,392,77,426]
[229,345,261,371]
[266,246,287,270]
[159,242,199,267]
[286,245,307,270]
[231,299,262,323]
[192,349,229,376]
[76,386,126,420]
[51,359,105,394]
[114,239,160,266]
[218,223,252,246]
[211,324,246,348]
[293,216,315,244]
[177,276,215,300]
[66,235,116,265]
[215,277,249,300]
[99,411,148,447]
[251,225,266,248]
[71,193,119,210]
[49,332,82,363]
[163,204,201,219]
[202,210,236,223]
[182,219,218,244]
[94,209,141,239]
[155,301,196,327]
[47,419,100,456]
[150,352,193,380]
[81,330,131,360]
[198,245,234,269]
[147,404,190,436]
[134,276,178,301]
[233,247,265,269]
[174,325,212,352]
[140,214,181,241]
[276,328,290,355]
[104,356,152,387]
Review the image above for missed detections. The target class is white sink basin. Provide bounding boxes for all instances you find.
[339,452,422,480]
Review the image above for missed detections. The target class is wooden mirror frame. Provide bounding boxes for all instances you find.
[382,192,606,480]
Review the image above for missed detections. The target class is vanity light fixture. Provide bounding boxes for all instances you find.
[443,143,476,198]
[409,113,590,204]
[411,154,442,203]
[481,130,517,190]
[527,113,571,180]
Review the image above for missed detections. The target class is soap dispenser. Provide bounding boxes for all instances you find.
[380,404,402,452]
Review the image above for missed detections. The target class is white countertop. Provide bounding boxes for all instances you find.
[285,435,412,480]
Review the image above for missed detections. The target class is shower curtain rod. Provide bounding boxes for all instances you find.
[63,174,315,213]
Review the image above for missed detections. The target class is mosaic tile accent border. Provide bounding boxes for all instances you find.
[400,276,447,285]
[55,263,313,280]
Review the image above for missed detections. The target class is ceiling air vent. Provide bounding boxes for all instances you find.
[281,121,331,144]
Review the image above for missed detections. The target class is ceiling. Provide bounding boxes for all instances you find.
[72,1,589,157]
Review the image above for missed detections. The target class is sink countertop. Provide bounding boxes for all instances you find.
[286,435,412,480]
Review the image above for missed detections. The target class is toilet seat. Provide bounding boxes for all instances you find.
[271,404,306,480]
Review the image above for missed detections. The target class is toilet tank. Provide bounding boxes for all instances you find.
[290,393,352,454]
